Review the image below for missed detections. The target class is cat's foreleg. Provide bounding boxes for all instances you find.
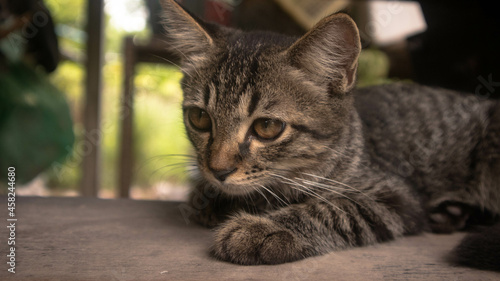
[211,191,423,265]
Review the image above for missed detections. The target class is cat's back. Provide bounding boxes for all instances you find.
[353,83,495,191]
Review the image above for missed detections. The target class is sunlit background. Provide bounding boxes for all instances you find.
[5,0,430,200]
[16,0,190,200]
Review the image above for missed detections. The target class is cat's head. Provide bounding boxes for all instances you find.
[160,0,361,195]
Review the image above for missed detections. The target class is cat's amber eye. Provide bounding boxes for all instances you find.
[253,118,285,140]
[188,108,212,132]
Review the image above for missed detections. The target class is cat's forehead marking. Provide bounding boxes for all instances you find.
[247,91,261,117]
[206,44,263,110]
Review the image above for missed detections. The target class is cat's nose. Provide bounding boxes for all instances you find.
[211,168,237,182]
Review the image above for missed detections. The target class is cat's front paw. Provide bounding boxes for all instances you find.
[211,213,305,265]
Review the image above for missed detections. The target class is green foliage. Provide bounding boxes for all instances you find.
[45,0,85,27]
[44,61,84,191]
[357,48,391,88]
[45,0,86,52]
[45,124,83,190]
[49,60,83,102]
[47,60,190,192]
[133,65,191,186]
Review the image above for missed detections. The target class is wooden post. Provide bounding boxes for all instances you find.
[81,0,104,197]
[118,37,136,198]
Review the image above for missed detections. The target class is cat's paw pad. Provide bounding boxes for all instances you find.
[429,202,470,233]
[211,213,303,264]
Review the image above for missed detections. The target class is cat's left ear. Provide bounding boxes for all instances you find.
[286,13,361,93]
[160,0,216,64]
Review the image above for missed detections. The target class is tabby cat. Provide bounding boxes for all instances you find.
[160,0,500,269]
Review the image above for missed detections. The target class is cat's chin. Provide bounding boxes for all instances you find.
[213,182,254,196]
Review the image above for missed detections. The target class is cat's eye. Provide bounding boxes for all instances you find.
[188,108,212,132]
[253,118,285,140]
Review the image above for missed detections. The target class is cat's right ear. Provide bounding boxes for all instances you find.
[160,0,215,64]
[285,13,361,94]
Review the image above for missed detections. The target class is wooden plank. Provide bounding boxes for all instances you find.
[9,196,500,280]
[81,0,104,197]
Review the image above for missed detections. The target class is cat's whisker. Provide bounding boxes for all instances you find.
[153,153,196,158]
[138,154,196,172]
[150,161,196,172]
[296,176,352,192]
[242,188,258,215]
[274,187,292,205]
[252,186,272,207]
[156,165,197,182]
[300,176,358,194]
[150,54,195,79]
[268,167,371,200]
[149,161,196,179]
[270,173,346,214]
[301,173,375,202]
[288,184,346,215]
[134,70,190,88]
[296,178,368,209]
[157,39,205,79]
[257,184,289,207]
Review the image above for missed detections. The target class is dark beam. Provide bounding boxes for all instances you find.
[81,0,104,197]
[118,37,136,198]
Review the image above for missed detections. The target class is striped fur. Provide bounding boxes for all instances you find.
[160,0,500,266]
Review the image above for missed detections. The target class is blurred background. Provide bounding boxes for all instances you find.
[0,0,498,200]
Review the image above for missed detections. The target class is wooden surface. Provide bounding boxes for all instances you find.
[1,196,499,280]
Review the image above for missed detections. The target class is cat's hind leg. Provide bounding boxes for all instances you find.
[429,201,473,233]
[430,102,500,233]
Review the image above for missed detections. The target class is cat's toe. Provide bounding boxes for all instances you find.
[259,229,303,264]
[429,201,470,233]
[211,213,303,265]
